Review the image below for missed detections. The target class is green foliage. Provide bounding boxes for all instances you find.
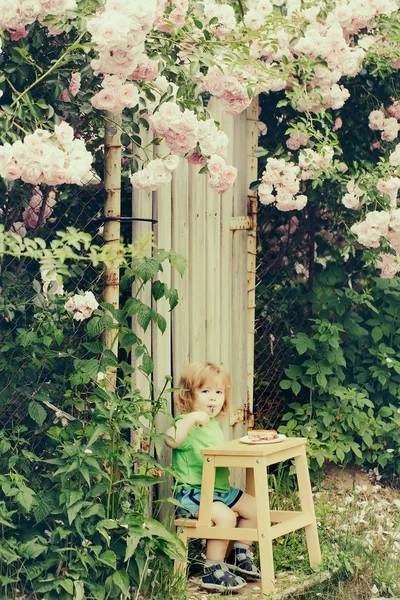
[277,267,400,474]
[0,248,186,600]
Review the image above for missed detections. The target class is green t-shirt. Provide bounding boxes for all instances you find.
[172,416,230,493]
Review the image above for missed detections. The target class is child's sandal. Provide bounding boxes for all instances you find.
[226,549,261,579]
[201,563,247,592]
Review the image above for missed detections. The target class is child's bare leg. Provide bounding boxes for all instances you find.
[198,502,246,591]
[231,492,258,545]
[195,502,237,560]
[227,493,261,578]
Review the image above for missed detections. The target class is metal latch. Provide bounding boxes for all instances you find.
[229,401,254,427]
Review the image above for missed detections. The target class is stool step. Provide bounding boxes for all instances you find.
[174,518,198,528]
[174,511,239,529]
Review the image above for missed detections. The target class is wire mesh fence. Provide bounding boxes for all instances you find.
[0,170,110,445]
[253,201,359,429]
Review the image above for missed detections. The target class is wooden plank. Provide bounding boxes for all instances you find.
[188,162,207,362]
[205,99,222,366]
[218,104,235,442]
[131,126,154,399]
[171,159,190,386]
[230,106,248,443]
[153,142,173,477]
[246,98,259,423]
[270,513,314,540]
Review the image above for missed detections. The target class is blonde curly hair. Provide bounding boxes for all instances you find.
[174,361,231,416]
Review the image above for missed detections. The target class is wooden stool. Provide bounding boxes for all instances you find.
[174,437,321,595]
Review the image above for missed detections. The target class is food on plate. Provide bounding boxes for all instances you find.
[247,429,278,442]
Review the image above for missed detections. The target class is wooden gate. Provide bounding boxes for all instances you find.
[131,99,258,477]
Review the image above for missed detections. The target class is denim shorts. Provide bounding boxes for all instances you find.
[176,486,243,517]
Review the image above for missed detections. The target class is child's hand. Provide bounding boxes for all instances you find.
[192,411,210,428]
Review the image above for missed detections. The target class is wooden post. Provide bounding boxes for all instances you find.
[103,112,122,391]
[246,98,259,429]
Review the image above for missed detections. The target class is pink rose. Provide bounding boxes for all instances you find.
[91,89,120,112]
[10,28,28,41]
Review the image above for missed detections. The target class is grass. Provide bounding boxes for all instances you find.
[182,463,400,600]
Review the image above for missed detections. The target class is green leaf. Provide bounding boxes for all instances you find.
[291,381,301,396]
[87,317,105,338]
[28,401,47,426]
[59,579,74,594]
[137,304,154,331]
[88,582,105,600]
[168,251,187,277]
[99,550,117,570]
[125,532,141,561]
[141,354,154,375]
[67,501,84,524]
[33,492,54,523]
[279,379,292,390]
[372,327,383,342]
[166,288,179,311]
[316,373,327,388]
[152,281,165,301]
[113,570,130,597]
[336,447,345,462]
[379,406,392,418]
[156,314,167,334]
[284,365,302,379]
[132,257,160,282]
[74,581,85,600]
[15,487,35,511]
[81,504,106,519]
[0,544,19,563]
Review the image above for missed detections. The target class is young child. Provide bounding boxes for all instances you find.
[165,361,261,593]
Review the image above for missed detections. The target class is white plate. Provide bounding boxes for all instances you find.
[239,434,287,445]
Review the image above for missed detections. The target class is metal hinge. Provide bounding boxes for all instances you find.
[230,216,252,231]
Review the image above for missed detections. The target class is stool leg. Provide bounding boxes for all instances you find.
[174,525,188,576]
[294,447,322,568]
[254,461,276,595]
[198,456,216,527]
[246,466,255,496]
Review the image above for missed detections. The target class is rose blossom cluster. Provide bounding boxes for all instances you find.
[258,158,308,212]
[351,208,400,278]
[157,0,188,31]
[0,123,93,186]
[0,0,77,33]
[243,0,396,115]
[22,188,56,229]
[389,143,400,167]
[342,179,363,210]
[91,75,139,112]
[286,129,309,150]
[203,66,252,116]
[244,0,273,30]
[298,146,334,180]
[129,54,159,81]
[130,154,180,191]
[60,72,81,103]
[350,209,400,249]
[369,109,400,142]
[206,155,237,195]
[65,291,99,321]
[87,0,157,81]
[377,177,400,207]
[150,102,199,155]
[203,0,236,35]
[146,101,236,194]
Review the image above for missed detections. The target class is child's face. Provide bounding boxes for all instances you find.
[193,375,225,417]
